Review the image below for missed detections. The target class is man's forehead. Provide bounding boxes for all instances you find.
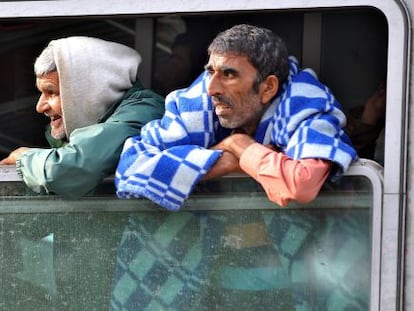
[36,71,59,88]
[207,53,250,68]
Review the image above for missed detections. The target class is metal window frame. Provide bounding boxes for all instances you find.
[0,1,409,310]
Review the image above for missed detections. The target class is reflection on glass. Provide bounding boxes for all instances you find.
[0,176,372,310]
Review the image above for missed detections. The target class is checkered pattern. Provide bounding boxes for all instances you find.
[115,56,357,210]
[110,212,225,311]
[262,208,370,311]
[273,67,356,179]
[110,209,370,311]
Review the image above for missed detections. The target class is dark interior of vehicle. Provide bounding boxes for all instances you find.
[0,8,388,160]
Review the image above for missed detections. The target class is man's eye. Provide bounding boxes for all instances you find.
[223,70,236,78]
[45,92,59,99]
[206,68,214,76]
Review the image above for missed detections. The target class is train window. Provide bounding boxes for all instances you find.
[0,160,382,310]
[0,1,408,310]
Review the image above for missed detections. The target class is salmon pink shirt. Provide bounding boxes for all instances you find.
[239,143,331,207]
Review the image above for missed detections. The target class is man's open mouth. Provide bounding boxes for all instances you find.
[50,115,62,126]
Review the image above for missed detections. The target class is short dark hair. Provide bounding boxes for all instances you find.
[208,24,289,92]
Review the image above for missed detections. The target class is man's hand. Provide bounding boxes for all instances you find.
[202,150,242,180]
[0,147,30,165]
[202,133,257,180]
[361,84,386,126]
[219,133,257,157]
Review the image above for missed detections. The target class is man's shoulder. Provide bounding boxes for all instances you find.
[119,83,165,112]
[101,80,164,118]
[123,80,164,102]
[99,81,165,124]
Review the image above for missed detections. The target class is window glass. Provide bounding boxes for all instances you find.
[0,175,373,310]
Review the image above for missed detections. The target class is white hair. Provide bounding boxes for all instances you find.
[34,43,57,76]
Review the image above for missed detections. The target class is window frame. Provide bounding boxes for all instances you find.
[0,1,409,310]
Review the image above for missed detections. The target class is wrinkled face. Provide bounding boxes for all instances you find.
[205,53,267,135]
[35,71,65,140]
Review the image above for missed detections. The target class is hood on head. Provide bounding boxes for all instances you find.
[50,36,141,137]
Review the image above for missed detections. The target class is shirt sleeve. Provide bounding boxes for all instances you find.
[18,123,139,197]
[239,143,331,207]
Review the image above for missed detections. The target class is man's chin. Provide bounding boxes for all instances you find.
[51,129,67,140]
[218,118,235,129]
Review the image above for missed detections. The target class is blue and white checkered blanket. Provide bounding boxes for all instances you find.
[115,57,357,210]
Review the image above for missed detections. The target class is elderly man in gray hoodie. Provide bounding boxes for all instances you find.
[0,36,165,197]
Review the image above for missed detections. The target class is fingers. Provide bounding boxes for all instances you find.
[0,156,14,165]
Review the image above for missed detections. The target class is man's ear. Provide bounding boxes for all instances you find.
[260,75,279,104]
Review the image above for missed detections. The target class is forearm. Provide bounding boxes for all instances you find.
[19,147,104,197]
[205,134,331,206]
[19,124,127,197]
[239,143,331,206]
[18,148,53,194]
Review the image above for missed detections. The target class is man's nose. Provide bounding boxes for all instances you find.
[35,94,48,113]
[207,74,222,96]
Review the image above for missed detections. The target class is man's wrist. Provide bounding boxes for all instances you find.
[227,134,256,157]
[15,157,24,179]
